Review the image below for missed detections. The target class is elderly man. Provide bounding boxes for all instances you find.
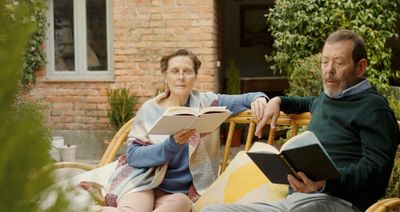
[201,29,399,212]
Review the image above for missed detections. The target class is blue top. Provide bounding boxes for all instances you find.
[126,92,267,193]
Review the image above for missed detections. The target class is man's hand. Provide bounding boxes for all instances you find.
[288,172,326,193]
[173,129,195,145]
[254,97,281,138]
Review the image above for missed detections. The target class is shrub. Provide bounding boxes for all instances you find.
[384,152,400,198]
[286,54,322,96]
[107,88,137,131]
[387,87,400,120]
[225,59,241,94]
[0,1,70,210]
[266,0,400,93]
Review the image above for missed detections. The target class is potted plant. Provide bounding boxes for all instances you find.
[107,88,137,131]
[58,143,77,162]
[106,88,137,155]
[223,59,243,147]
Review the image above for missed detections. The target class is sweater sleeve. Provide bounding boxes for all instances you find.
[126,135,185,168]
[217,92,268,115]
[280,96,317,114]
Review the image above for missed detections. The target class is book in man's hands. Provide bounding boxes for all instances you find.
[148,106,232,135]
[247,130,340,185]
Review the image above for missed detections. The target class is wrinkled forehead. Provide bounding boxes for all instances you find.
[167,55,195,69]
[322,40,354,60]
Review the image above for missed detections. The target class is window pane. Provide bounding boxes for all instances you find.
[53,0,75,71]
[86,0,107,71]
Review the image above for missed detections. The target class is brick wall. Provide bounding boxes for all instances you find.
[30,0,220,132]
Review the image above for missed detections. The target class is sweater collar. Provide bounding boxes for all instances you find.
[326,78,371,99]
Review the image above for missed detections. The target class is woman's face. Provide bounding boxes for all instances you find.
[165,55,197,97]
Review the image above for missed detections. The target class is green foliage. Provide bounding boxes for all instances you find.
[0,1,70,211]
[286,54,322,96]
[267,0,400,93]
[225,59,241,94]
[21,0,47,85]
[107,88,137,131]
[385,157,400,198]
[387,87,400,120]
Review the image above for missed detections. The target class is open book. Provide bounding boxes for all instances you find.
[247,131,340,184]
[148,106,232,134]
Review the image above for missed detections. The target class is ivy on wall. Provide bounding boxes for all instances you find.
[17,0,47,85]
[266,0,400,93]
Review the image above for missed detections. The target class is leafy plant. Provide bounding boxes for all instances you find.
[0,1,70,210]
[286,53,322,96]
[266,0,400,93]
[21,0,47,85]
[225,59,241,94]
[387,87,400,120]
[384,152,400,198]
[107,88,137,131]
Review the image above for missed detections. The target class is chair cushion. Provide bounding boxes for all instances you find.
[193,145,288,211]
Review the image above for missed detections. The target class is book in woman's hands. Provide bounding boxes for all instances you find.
[148,106,232,134]
[247,131,340,184]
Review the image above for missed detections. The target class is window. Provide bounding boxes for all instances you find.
[46,0,113,81]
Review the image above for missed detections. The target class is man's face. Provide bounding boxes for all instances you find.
[321,40,361,97]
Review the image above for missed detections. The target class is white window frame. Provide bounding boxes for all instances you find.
[45,0,114,81]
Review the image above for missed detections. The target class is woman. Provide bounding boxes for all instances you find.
[91,49,268,211]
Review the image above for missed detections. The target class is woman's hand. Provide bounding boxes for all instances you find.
[250,97,268,122]
[288,172,326,193]
[254,97,281,138]
[173,129,196,145]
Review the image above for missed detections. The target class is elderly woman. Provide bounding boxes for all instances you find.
[95,49,269,211]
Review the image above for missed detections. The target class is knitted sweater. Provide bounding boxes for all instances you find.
[280,88,399,210]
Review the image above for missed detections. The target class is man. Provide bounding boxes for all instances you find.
[201,29,399,212]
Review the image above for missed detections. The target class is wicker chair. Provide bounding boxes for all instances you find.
[366,198,400,212]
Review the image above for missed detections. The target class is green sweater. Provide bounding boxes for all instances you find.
[280,88,399,211]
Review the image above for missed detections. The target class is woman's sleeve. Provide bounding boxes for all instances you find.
[126,136,185,168]
[217,92,268,115]
[125,103,184,168]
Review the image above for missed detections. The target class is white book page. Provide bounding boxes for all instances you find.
[249,142,280,154]
[163,107,199,116]
[281,131,320,151]
[199,106,228,114]
[189,111,231,133]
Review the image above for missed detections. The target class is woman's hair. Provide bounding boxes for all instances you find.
[160,49,201,74]
[324,29,368,64]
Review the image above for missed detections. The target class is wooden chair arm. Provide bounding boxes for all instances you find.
[220,110,311,174]
[51,161,95,171]
[366,198,400,212]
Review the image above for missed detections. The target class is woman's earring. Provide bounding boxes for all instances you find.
[164,80,169,93]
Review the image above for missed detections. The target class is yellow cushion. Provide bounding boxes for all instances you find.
[193,144,288,212]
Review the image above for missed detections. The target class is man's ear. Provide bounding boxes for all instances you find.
[356,59,368,78]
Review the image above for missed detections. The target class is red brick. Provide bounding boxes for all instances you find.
[85,96,108,103]
[28,0,218,131]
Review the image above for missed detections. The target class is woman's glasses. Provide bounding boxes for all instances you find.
[167,69,195,78]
